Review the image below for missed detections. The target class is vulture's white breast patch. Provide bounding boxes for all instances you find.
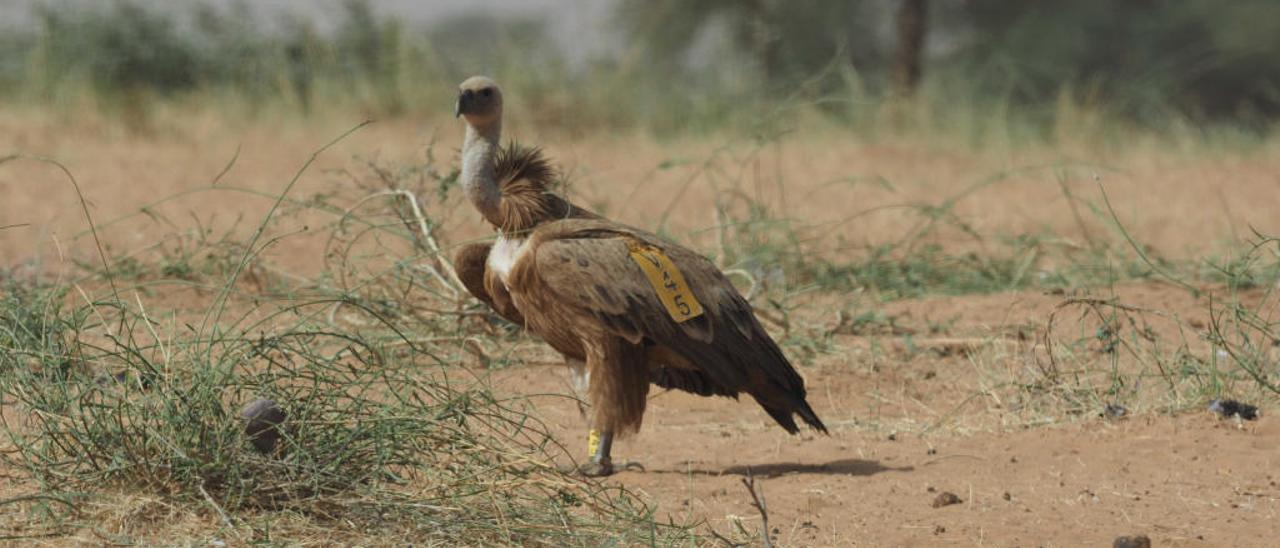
[487,235,529,285]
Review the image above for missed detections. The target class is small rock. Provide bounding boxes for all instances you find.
[1103,403,1128,419]
[931,492,962,508]
[1209,399,1259,420]
[241,398,286,454]
[1113,534,1151,548]
[1002,491,1012,501]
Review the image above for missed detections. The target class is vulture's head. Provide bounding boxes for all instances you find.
[456,76,503,126]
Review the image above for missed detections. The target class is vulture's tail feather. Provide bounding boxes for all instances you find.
[759,396,828,435]
[793,398,828,434]
[757,396,829,435]
[762,405,800,434]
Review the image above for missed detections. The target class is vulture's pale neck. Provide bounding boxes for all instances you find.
[461,118,503,227]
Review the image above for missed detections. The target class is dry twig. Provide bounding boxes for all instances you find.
[741,467,773,548]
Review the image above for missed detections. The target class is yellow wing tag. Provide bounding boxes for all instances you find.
[627,241,705,323]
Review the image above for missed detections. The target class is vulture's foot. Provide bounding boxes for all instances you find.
[561,429,642,476]
[556,459,613,477]
[577,458,614,477]
[560,459,645,477]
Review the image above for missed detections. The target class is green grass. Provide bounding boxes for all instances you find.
[0,133,700,545]
[702,164,1266,303]
[0,273,692,544]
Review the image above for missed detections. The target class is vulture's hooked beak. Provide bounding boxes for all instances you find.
[455,90,471,118]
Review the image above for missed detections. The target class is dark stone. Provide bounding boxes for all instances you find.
[930,492,962,508]
[1103,403,1128,419]
[241,398,286,454]
[1209,399,1259,420]
[1113,534,1151,548]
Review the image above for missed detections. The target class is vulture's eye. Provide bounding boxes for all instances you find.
[481,88,493,97]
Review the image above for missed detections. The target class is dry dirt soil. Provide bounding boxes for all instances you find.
[3,113,1280,546]
[492,285,1280,546]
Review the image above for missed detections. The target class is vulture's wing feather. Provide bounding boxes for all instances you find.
[453,242,524,326]
[528,221,826,433]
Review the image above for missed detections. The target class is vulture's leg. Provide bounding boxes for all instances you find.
[577,337,649,477]
[588,429,614,472]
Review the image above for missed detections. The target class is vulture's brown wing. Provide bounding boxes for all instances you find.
[453,242,524,326]
[528,221,826,434]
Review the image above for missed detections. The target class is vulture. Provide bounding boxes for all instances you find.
[452,76,827,476]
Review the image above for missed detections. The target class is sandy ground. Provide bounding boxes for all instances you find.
[490,285,1280,546]
[4,113,1280,546]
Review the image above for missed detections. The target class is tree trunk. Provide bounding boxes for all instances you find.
[892,0,928,97]
[738,0,781,84]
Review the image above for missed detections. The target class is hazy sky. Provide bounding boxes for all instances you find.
[0,1,608,28]
[0,0,618,59]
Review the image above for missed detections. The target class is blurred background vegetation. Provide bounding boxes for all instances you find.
[1,0,1278,140]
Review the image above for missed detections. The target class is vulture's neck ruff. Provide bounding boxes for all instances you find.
[461,120,563,236]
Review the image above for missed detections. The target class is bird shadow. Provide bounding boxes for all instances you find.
[647,458,910,478]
